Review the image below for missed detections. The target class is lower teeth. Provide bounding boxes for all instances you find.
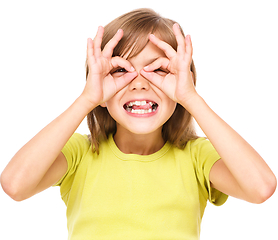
[130,109,153,114]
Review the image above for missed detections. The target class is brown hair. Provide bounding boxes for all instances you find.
[86,8,198,153]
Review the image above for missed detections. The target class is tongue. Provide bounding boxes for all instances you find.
[132,103,152,110]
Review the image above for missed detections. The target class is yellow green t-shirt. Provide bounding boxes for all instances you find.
[55,133,228,240]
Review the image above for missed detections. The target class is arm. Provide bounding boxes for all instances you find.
[185,95,276,203]
[142,23,276,203]
[1,96,93,201]
[1,26,136,201]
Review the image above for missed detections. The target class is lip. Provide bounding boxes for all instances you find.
[123,99,159,117]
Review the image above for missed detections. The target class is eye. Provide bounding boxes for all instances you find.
[110,68,128,78]
[154,68,164,72]
[111,68,127,74]
[154,68,169,76]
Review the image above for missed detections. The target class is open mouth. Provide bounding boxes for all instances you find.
[123,100,158,114]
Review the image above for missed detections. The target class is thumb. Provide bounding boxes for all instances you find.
[115,71,138,91]
[140,69,164,89]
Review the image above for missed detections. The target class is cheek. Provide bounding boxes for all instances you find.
[105,96,127,124]
[105,101,119,118]
[104,88,126,112]
[167,101,177,117]
[161,98,177,121]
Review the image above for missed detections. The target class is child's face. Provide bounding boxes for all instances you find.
[104,41,177,135]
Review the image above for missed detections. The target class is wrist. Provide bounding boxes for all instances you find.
[75,95,98,114]
[179,93,204,115]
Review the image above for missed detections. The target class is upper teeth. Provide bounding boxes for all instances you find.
[128,101,153,107]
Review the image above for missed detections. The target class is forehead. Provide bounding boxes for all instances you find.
[115,26,177,59]
[126,41,166,65]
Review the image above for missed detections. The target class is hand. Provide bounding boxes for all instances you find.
[141,23,198,106]
[81,26,137,108]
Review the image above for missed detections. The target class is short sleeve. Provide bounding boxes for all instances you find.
[191,138,228,206]
[53,133,91,201]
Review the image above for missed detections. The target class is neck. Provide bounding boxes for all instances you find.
[113,127,165,155]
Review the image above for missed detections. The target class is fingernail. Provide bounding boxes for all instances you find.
[144,66,149,70]
[174,23,180,29]
[130,67,135,71]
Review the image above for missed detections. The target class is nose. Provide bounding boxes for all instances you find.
[128,73,150,91]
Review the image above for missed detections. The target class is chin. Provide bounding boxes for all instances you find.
[118,122,163,136]
[127,127,160,135]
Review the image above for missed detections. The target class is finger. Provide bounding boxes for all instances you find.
[149,34,176,59]
[93,26,104,58]
[143,57,170,72]
[140,69,164,89]
[111,56,135,72]
[87,38,94,59]
[115,71,138,91]
[102,29,124,58]
[173,23,186,55]
[185,35,193,58]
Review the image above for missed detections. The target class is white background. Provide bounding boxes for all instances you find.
[0,0,277,239]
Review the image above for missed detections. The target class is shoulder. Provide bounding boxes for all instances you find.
[57,133,92,188]
[186,137,209,148]
[64,133,91,151]
[177,137,214,157]
[185,137,217,156]
[184,138,227,205]
[170,137,216,165]
[175,137,220,169]
[61,133,92,164]
[69,133,91,144]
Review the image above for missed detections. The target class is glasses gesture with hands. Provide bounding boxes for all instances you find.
[83,26,137,108]
[141,23,197,108]
[83,24,197,111]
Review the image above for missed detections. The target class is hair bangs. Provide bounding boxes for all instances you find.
[102,9,178,60]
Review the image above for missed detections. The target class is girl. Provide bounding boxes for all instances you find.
[1,8,276,240]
